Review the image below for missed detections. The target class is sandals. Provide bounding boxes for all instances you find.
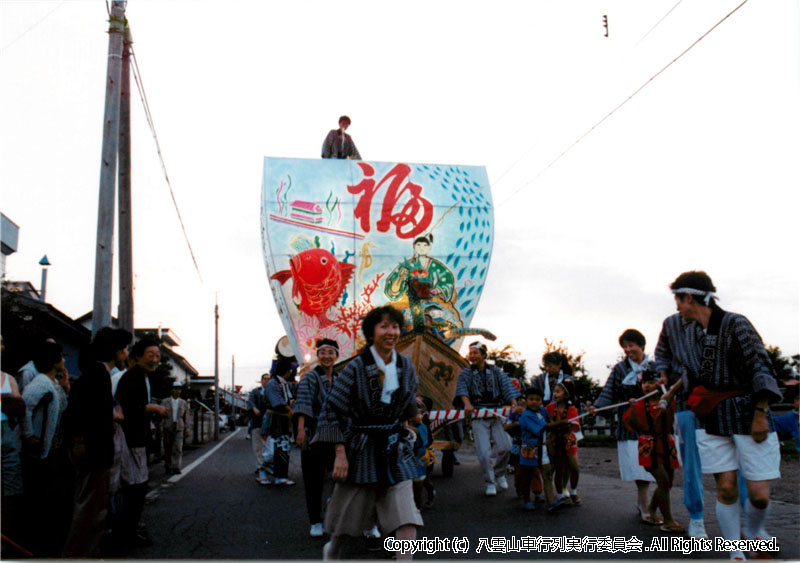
[660,522,686,533]
[642,515,663,525]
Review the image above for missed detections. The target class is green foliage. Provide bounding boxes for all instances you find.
[767,345,800,404]
[766,345,799,383]
[487,344,528,385]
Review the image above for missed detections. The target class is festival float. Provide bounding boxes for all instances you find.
[261,157,495,466]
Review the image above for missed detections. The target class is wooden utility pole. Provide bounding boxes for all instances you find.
[118,26,134,335]
[231,355,235,428]
[92,0,127,337]
[213,295,220,440]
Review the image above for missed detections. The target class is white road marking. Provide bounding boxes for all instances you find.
[168,427,241,483]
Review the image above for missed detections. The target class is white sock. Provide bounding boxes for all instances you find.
[569,488,578,496]
[745,501,770,539]
[716,501,745,559]
[556,492,565,500]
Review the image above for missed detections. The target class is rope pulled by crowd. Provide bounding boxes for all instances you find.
[427,406,512,421]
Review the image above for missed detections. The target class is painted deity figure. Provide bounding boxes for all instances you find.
[386,234,454,303]
[384,234,462,334]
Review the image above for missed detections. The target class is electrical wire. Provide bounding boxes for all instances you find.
[129,43,205,284]
[490,2,684,191]
[0,1,66,54]
[495,0,750,209]
[635,0,685,47]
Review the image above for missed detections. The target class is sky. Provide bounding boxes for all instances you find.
[2,0,798,391]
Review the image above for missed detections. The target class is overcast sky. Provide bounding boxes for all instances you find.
[2,0,798,389]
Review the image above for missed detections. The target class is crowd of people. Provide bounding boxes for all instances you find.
[0,328,192,558]
[245,270,795,561]
[3,267,794,560]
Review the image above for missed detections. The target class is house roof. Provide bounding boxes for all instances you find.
[2,287,90,341]
[74,312,182,347]
[74,312,198,376]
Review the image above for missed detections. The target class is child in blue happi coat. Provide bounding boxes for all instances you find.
[519,387,563,511]
[519,387,564,512]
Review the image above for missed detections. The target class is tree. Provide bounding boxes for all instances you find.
[766,345,800,383]
[766,345,800,403]
[541,339,602,405]
[487,344,528,385]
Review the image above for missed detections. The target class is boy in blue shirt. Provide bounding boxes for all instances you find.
[518,387,562,511]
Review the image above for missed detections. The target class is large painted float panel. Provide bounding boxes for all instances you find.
[261,157,494,364]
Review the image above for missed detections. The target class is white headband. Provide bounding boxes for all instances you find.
[316,345,339,355]
[671,287,717,306]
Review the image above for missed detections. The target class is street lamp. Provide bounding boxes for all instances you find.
[39,255,51,303]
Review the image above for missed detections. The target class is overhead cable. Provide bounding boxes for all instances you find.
[129,43,205,284]
[635,0,685,47]
[496,0,750,209]
[0,1,66,54]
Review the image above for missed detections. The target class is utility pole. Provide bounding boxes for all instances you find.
[213,294,220,440]
[118,26,134,335]
[231,355,235,429]
[91,0,127,337]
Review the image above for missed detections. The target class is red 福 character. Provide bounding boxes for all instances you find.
[347,162,434,239]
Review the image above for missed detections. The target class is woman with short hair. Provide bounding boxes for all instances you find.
[591,329,658,523]
[314,305,423,560]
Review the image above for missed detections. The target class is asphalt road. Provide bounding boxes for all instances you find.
[127,428,799,560]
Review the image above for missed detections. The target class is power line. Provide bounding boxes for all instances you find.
[635,0,685,47]
[495,0,750,209]
[491,2,680,190]
[0,1,66,54]
[129,43,205,284]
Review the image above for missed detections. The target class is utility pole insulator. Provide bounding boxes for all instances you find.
[603,15,609,38]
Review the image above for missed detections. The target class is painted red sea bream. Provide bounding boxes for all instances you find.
[270,248,355,328]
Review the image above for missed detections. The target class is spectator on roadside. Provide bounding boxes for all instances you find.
[258,357,295,486]
[111,352,135,397]
[115,338,168,548]
[246,373,270,473]
[1,336,26,555]
[62,327,132,557]
[20,340,71,557]
[15,337,56,394]
[15,359,37,395]
[161,382,190,475]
